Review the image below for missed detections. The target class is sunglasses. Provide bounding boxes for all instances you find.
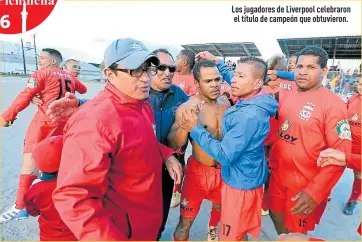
[157,64,176,73]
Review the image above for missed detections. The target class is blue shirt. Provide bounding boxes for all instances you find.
[190,93,278,190]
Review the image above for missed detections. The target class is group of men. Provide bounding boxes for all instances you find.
[0,37,360,241]
[0,52,86,222]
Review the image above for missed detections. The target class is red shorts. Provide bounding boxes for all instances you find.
[180,156,221,218]
[268,173,328,233]
[23,119,66,154]
[220,182,263,241]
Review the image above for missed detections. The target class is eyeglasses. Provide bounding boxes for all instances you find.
[157,64,176,73]
[111,66,158,77]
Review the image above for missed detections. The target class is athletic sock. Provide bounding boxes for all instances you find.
[209,207,221,227]
[15,174,37,209]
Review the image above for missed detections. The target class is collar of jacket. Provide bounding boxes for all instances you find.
[105,81,148,106]
[40,172,57,181]
[150,85,176,96]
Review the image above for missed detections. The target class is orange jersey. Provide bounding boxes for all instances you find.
[220,82,238,104]
[269,87,351,204]
[1,67,79,122]
[347,94,361,154]
[172,73,198,96]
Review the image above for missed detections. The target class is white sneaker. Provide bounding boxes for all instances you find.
[170,192,181,208]
[207,226,219,241]
[0,204,29,224]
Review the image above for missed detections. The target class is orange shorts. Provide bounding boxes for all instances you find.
[268,172,328,233]
[220,182,263,241]
[180,156,221,218]
[23,119,66,154]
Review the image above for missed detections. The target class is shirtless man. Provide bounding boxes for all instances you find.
[168,60,231,241]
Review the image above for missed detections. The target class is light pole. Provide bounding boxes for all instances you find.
[33,34,38,70]
[21,38,27,75]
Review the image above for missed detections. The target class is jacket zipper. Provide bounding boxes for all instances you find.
[160,94,163,142]
[125,213,132,239]
[161,91,172,145]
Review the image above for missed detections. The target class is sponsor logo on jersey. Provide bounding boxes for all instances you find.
[336,120,352,140]
[299,102,315,121]
[181,198,189,208]
[349,113,361,126]
[277,120,298,143]
[351,113,360,121]
[279,83,292,91]
[26,77,37,88]
[281,120,292,132]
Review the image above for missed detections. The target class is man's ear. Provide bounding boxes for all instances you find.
[321,67,328,78]
[104,68,115,79]
[195,81,200,88]
[254,78,263,90]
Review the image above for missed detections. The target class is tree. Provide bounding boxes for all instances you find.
[99,60,105,72]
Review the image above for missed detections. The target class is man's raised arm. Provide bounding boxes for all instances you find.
[167,105,190,151]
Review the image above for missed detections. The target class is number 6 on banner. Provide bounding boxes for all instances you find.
[0,15,10,29]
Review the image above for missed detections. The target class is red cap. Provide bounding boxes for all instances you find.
[33,135,63,173]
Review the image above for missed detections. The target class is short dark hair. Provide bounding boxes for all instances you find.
[239,56,268,80]
[297,46,328,68]
[179,50,195,70]
[42,48,63,62]
[64,59,78,65]
[63,59,78,68]
[267,54,286,70]
[192,60,216,82]
[150,48,174,60]
[108,63,119,75]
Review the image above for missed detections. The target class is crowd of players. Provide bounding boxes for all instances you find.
[0,37,360,241]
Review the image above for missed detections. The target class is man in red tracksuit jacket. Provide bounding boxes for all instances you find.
[24,136,76,241]
[52,38,183,241]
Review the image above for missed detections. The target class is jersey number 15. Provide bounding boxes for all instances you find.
[57,79,72,100]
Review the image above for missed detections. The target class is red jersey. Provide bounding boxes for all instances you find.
[269,87,351,204]
[172,73,198,96]
[24,178,77,241]
[347,94,361,154]
[264,78,297,146]
[70,77,87,94]
[53,82,175,241]
[1,67,79,122]
[220,82,238,104]
[347,152,361,173]
[263,78,297,103]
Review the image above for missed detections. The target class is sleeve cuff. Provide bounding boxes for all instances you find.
[190,124,206,141]
[303,187,323,205]
[78,99,88,107]
[160,145,177,164]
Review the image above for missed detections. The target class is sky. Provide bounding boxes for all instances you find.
[1,0,361,68]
